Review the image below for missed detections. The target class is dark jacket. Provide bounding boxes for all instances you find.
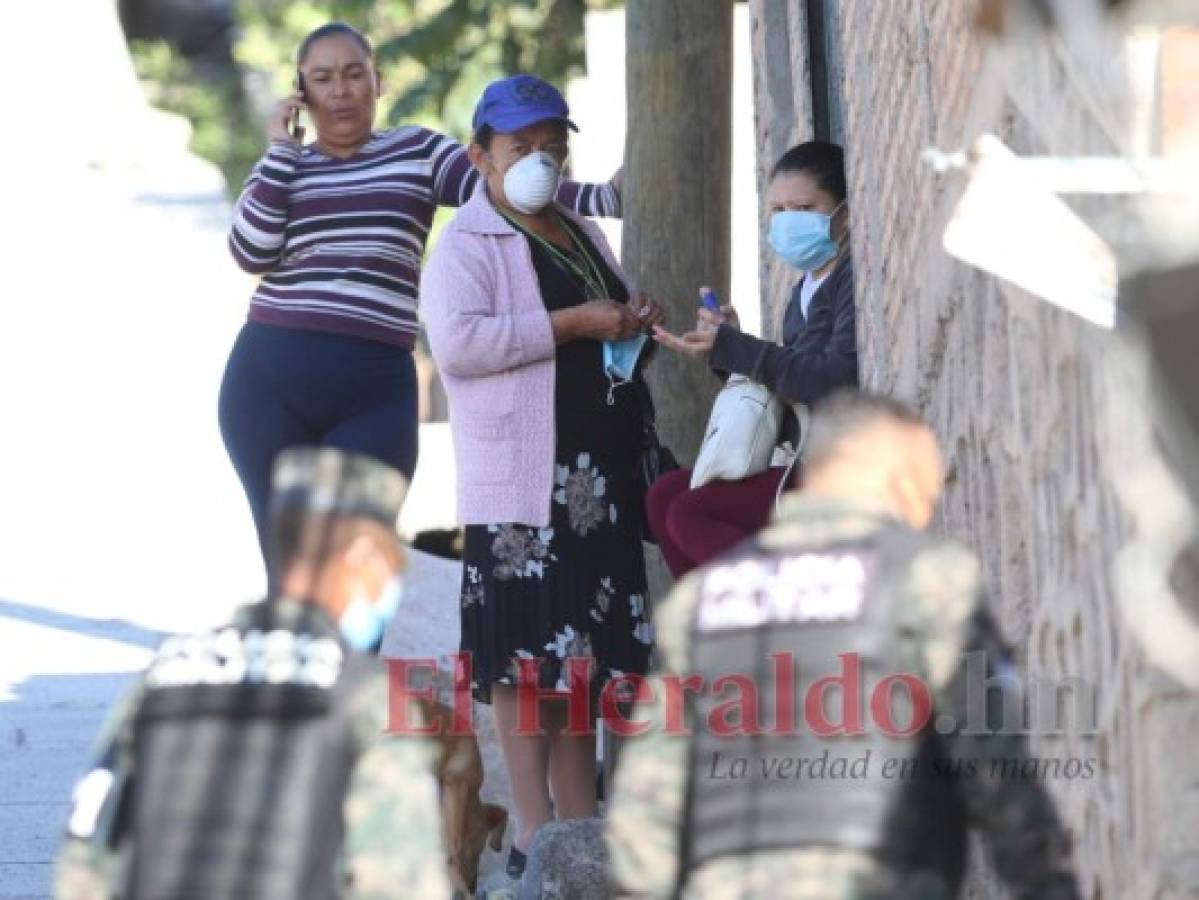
[708,257,858,410]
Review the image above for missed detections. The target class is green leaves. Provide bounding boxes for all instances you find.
[127,0,623,193]
[376,0,601,126]
[375,0,486,67]
[128,38,265,192]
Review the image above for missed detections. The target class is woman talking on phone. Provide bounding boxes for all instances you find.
[220,21,622,564]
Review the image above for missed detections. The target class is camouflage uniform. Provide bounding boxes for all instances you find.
[607,494,1080,900]
[53,599,451,900]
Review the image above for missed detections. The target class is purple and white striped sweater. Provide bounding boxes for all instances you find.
[228,125,620,348]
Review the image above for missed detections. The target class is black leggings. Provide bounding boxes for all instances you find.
[218,322,419,564]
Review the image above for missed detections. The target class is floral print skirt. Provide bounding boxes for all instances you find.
[460,420,654,706]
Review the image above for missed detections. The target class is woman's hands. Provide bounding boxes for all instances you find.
[552,294,665,344]
[267,93,307,145]
[629,291,666,333]
[652,287,740,359]
[576,300,642,341]
[705,303,740,332]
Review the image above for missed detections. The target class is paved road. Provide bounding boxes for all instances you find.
[0,547,466,899]
[0,145,261,897]
[0,7,468,895]
[0,107,462,898]
[0,136,461,900]
[0,10,263,890]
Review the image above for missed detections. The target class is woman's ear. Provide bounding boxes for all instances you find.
[467,142,490,175]
[832,203,850,241]
[372,66,383,98]
[889,468,934,532]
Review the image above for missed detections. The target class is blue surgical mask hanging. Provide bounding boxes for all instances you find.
[339,574,404,653]
[769,204,844,272]
[603,333,647,405]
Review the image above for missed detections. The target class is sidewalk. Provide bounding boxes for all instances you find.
[0,548,476,899]
[0,609,161,898]
[0,9,263,891]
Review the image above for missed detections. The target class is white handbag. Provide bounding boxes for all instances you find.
[690,375,785,489]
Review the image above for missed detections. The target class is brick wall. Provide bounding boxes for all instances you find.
[748,2,1199,897]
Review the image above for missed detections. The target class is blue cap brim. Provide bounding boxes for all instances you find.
[480,111,579,134]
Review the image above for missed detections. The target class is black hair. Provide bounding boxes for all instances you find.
[472,124,495,150]
[770,141,847,205]
[803,389,928,472]
[471,120,568,150]
[297,21,374,66]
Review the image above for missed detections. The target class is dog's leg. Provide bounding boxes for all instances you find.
[483,802,508,852]
[442,777,472,893]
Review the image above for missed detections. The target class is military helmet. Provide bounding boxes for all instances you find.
[269,446,409,527]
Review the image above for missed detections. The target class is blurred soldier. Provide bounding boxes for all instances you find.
[607,390,1080,899]
[54,447,451,900]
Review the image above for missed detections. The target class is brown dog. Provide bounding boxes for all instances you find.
[415,697,508,897]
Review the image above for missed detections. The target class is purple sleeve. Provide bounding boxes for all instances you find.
[555,179,623,219]
[427,125,622,217]
[228,142,301,274]
[429,132,481,208]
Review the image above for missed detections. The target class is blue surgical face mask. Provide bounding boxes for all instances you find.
[339,574,404,653]
[603,333,647,403]
[769,205,844,272]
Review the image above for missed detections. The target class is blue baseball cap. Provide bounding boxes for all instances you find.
[472,74,579,134]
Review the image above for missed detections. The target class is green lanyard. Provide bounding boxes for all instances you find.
[503,211,608,299]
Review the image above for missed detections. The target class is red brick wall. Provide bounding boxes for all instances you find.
[748,3,1199,897]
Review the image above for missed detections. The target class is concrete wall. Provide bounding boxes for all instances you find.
[748,2,1199,897]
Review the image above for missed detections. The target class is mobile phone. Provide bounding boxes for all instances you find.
[291,73,306,139]
[700,288,721,313]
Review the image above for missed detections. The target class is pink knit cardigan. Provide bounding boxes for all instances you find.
[421,189,634,527]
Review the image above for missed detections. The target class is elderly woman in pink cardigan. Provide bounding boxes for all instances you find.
[423,75,663,878]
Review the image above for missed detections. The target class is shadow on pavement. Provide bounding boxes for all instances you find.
[0,599,168,651]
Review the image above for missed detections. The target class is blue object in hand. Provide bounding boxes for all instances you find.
[700,289,721,312]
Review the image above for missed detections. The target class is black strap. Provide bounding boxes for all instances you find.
[501,211,609,300]
[634,379,657,428]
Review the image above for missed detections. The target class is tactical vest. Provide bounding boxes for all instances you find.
[682,526,968,892]
[127,601,377,900]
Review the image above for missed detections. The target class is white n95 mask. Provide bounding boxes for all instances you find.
[504,151,562,214]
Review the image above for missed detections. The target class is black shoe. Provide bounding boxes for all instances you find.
[506,846,527,880]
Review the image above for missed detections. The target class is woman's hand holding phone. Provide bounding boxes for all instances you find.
[696,287,740,332]
[268,92,308,146]
[651,285,739,359]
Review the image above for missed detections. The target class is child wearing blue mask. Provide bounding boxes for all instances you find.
[649,142,858,577]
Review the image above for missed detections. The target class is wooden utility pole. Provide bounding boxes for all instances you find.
[623,0,734,463]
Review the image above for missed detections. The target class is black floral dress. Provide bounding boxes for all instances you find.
[459,217,654,705]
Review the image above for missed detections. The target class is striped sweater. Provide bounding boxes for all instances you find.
[228,126,620,348]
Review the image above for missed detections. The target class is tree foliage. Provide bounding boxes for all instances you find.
[127,0,621,193]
